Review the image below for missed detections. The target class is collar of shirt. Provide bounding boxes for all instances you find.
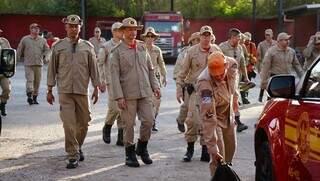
[29,35,40,40]
[128,40,137,49]
[199,44,211,52]
[276,45,289,52]
[66,37,80,44]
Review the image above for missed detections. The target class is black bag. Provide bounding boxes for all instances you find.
[211,161,241,181]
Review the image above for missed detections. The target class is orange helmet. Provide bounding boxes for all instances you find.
[207,51,226,76]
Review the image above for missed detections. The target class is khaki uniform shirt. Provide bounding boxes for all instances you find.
[197,57,238,155]
[17,35,50,66]
[257,40,277,70]
[303,45,320,70]
[0,37,11,48]
[173,46,188,80]
[146,44,167,77]
[110,40,159,100]
[89,37,107,56]
[260,45,304,89]
[97,38,121,85]
[176,43,221,88]
[219,41,248,80]
[47,38,100,95]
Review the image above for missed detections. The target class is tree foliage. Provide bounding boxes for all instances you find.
[1,0,320,18]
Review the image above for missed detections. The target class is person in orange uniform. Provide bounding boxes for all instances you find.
[197,51,239,175]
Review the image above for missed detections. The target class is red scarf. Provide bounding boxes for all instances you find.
[129,40,137,49]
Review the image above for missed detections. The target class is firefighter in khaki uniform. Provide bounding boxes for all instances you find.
[176,25,221,162]
[0,29,11,116]
[260,32,304,90]
[141,27,167,132]
[98,22,124,146]
[174,32,200,133]
[110,17,160,168]
[303,33,320,70]
[256,29,277,102]
[197,51,238,175]
[89,27,107,56]
[17,23,51,105]
[46,15,100,169]
[219,28,249,133]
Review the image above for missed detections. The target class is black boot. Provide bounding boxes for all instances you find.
[116,128,124,146]
[183,142,194,162]
[136,139,153,164]
[240,91,250,104]
[102,124,112,144]
[79,149,84,161]
[200,145,210,162]
[152,121,158,132]
[33,95,39,104]
[0,102,7,116]
[152,113,158,131]
[27,93,33,105]
[125,144,140,167]
[235,116,248,132]
[66,159,79,169]
[176,119,185,133]
[258,89,264,102]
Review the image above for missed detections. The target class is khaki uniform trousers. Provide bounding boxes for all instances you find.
[185,91,204,144]
[120,97,154,147]
[210,124,237,175]
[0,76,11,103]
[59,93,91,160]
[25,65,42,96]
[152,75,162,117]
[176,88,189,125]
[105,86,124,128]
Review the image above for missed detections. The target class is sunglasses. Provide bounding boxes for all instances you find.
[146,35,156,38]
[95,31,101,33]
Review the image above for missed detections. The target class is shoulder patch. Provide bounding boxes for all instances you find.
[201,89,213,104]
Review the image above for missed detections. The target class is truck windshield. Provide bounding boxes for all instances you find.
[145,21,180,33]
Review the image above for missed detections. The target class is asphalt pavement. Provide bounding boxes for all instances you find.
[0,64,265,181]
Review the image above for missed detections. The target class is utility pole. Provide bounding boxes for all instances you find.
[80,0,86,39]
[170,0,174,11]
[252,0,257,42]
[277,0,284,33]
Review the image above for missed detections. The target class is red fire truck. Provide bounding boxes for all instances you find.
[142,11,184,60]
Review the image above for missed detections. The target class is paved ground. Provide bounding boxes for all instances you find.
[0,64,265,181]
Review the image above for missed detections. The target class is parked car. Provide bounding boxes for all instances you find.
[255,57,320,181]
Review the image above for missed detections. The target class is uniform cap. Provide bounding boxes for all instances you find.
[111,22,123,31]
[141,27,160,40]
[29,23,41,29]
[207,52,227,76]
[244,32,252,41]
[62,15,83,25]
[200,26,213,35]
[315,35,320,44]
[120,17,143,30]
[265,29,273,35]
[277,32,291,41]
[188,32,200,44]
[240,33,246,40]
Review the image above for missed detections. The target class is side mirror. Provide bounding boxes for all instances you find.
[267,75,296,99]
[0,48,16,78]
